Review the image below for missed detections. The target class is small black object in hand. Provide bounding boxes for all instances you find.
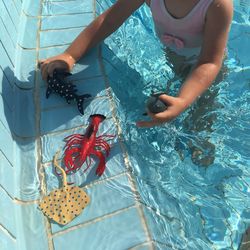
[46,69,91,115]
[146,93,168,114]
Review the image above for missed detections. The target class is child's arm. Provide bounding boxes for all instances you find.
[137,0,233,127]
[40,0,145,80]
[177,0,233,107]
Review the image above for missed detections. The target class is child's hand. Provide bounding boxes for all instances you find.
[39,52,76,81]
[136,94,188,128]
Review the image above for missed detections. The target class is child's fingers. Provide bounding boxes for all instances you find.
[41,62,49,81]
[37,60,44,69]
[38,58,51,80]
[47,63,57,78]
[136,111,173,127]
[158,94,176,104]
[39,60,62,80]
[147,109,173,122]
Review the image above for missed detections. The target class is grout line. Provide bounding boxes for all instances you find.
[1,1,17,33]
[40,95,107,113]
[21,9,93,19]
[13,198,39,205]
[40,26,85,33]
[10,171,128,205]
[0,92,13,113]
[97,44,154,250]
[42,0,77,2]
[52,204,137,238]
[0,17,16,49]
[35,0,43,202]
[0,184,14,201]
[16,42,74,51]
[40,12,93,18]
[16,43,69,51]
[0,65,14,90]
[38,44,68,51]
[0,40,15,67]
[0,224,16,242]
[38,73,104,93]
[41,25,86,32]
[128,241,154,250]
[39,115,113,138]
[34,1,55,250]
[0,148,14,168]
[37,43,72,50]
[151,239,177,249]
[40,123,88,138]
[42,159,128,192]
[12,0,21,15]
[39,73,104,88]
[83,171,127,189]
[0,116,13,136]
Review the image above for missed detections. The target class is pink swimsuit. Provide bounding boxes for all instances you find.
[150,0,214,51]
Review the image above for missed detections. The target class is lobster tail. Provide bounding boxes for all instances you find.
[90,114,106,122]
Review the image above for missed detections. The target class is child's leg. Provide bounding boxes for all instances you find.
[164,48,228,167]
[182,63,228,166]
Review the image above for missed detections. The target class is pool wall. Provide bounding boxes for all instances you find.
[0,1,48,249]
[0,0,154,249]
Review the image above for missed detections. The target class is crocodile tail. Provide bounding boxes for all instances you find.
[76,94,91,115]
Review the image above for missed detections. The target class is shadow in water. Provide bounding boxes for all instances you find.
[101,42,231,168]
[163,49,230,167]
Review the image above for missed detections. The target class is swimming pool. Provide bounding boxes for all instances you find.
[0,0,249,249]
[100,0,250,249]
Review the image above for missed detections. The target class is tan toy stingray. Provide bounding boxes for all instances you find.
[39,151,90,225]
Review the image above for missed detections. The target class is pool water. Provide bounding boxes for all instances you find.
[1,0,249,249]
[103,0,250,249]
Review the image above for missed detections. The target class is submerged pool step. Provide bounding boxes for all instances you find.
[0,0,155,249]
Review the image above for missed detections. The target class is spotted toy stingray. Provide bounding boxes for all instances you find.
[46,69,91,115]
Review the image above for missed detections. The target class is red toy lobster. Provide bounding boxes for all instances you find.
[63,114,114,176]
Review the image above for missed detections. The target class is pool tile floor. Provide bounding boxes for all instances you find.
[31,1,153,249]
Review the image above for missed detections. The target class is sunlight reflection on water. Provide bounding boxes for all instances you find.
[100,0,250,248]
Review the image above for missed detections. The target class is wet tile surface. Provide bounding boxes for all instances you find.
[16,203,49,250]
[42,0,93,16]
[50,174,135,233]
[43,142,125,188]
[0,0,151,249]
[41,13,93,30]
[0,188,16,237]
[40,96,113,134]
[53,207,147,250]
[41,127,82,163]
[0,230,16,250]
[0,151,15,198]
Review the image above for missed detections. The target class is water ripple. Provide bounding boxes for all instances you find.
[102,0,250,248]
